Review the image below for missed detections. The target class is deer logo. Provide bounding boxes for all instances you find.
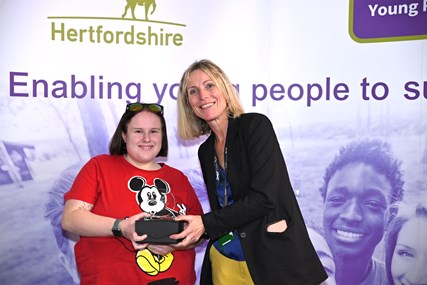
[122,0,157,21]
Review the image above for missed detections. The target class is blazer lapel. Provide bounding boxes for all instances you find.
[201,134,219,209]
[225,117,242,200]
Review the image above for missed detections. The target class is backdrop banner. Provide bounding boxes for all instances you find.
[1,1,426,284]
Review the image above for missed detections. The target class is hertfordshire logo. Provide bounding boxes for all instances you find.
[48,0,185,46]
[122,0,157,20]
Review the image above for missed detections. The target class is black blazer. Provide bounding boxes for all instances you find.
[199,113,327,285]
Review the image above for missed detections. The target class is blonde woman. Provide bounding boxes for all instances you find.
[173,59,327,285]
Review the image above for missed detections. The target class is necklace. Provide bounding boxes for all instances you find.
[214,146,228,207]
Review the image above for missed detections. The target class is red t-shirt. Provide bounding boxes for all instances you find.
[64,155,203,285]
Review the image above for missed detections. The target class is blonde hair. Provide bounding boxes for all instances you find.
[177,59,244,140]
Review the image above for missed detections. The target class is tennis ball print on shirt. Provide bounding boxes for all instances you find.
[128,176,187,276]
[136,249,174,276]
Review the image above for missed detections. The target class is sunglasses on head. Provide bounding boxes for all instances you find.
[126,103,164,115]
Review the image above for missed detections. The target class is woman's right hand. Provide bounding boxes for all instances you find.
[170,215,206,248]
[119,212,152,250]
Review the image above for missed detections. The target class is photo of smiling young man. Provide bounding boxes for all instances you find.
[319,139,404,285]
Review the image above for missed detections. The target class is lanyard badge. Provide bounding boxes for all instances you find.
[218,231,234,247]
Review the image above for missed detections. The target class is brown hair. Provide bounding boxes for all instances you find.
[109,104,168,157]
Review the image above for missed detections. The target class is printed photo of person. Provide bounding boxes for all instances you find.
[385,191,427,285]
[307,227,336,285]
[319,139,404,285]
[44,164,82,284]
